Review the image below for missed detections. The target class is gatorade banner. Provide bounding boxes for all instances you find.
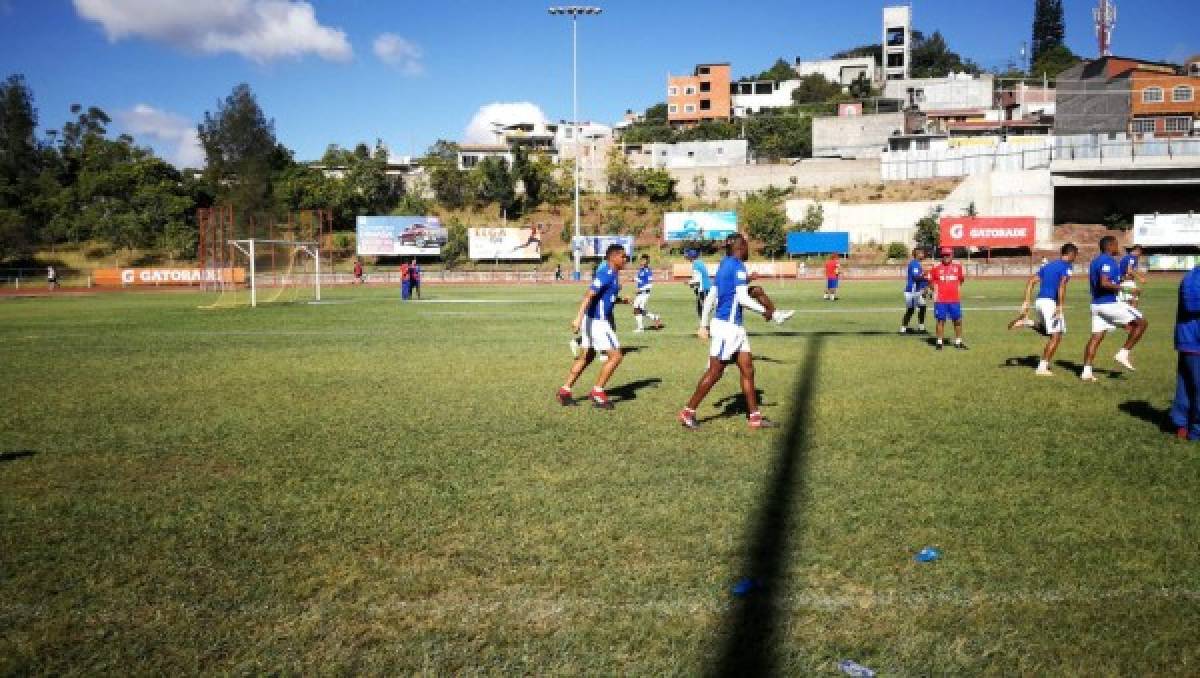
[94,268,246,286]
[939,217,1035,248]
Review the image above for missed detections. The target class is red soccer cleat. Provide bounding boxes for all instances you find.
[748,412,779,429]
[556,388,576,407]
[678,408,699,430]
[1180,427,1191,441]
[590,388,614,410]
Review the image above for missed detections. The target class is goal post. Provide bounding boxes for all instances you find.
[224,238,321,308]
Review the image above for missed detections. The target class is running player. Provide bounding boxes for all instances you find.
[557,244,629,409]
[687,249,712,319]
[633,254,663,332]
[928,247,967,350]
[900,247,929,334]
[678,234,795,430]
[1082,235,1149,381]
[1010,243,1078,376]
[823,253,842,301]
[1118,245,1146,308]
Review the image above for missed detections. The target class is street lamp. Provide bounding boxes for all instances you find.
[548,5,602,279]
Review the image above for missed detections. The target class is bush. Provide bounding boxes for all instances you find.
[886,242,909,260]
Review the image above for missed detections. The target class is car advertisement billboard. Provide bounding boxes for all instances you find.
[356,216,447,256]
[939,216,1036,248]
[663,211,738,242]
[468,226,543,260]
[1134,213,1200,247]
[572,235,634,259]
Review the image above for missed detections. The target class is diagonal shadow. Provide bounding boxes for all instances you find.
[702,389,771,423]
[709,336,823,677]
[1118,400,1177,434]
[0,450,36,463]
[748,330,892,338]
[607,378,661,403]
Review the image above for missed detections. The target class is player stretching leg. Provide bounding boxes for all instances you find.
[1119,245,1146,309]
[929,247,967,350]
[1011,244,1078,376]
[633,254,663,332]
[1082,236,1149,381]
[679,234,794,430]
[558,244,629,409]
[900,247,929,334]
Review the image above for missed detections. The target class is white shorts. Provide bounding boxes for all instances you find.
[1090,302,1142,334]
[1118,280,1139,303]
[633,291,650,310]
[580,317,620,352]
[709,319,750,362]
[1034,298,1065,335]
[905,291,927,309]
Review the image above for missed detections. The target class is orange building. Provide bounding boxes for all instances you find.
[667,63,731,128]
[1130,56,1200,137]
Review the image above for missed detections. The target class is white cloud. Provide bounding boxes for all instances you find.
[119,104,206,169]
[464,102,549,144]
[373,33,423,76]
[73,0,352,63]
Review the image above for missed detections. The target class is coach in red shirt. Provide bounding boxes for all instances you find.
[929,247,967,350]
[823,253,841,301]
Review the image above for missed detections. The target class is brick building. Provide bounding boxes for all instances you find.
[666,63,731,128]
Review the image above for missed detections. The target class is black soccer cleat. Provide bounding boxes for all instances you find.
[955,342,969,350]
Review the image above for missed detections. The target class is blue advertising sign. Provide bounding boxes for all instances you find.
[787,231,850,255]
[356,216,446,256]
[572,235,634,259]
[664,211,738,242]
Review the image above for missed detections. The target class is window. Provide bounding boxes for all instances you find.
[668,104,678,114]
[700,99,711,111]
[684,104,696,113]
[1165,117,1191,133]
[915,139,930,151]
[1142,87,1164,103]
[1173,86,1194,102]
[717,147,724,155]
[687,151,695,158]
[755,82,772,95]
[1132,118,1156,134]
[886,27,905,46]
[700,81,711,93]
[698,66,710,75]
[668,86,678,96]
[914,88,925,102]
[684,86,696,96]
[887,53,905,68]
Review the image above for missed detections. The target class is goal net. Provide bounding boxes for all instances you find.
[200,239,322,309]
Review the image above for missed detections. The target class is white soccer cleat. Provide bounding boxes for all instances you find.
[1080,374,1098,383]
[1035,367,1054,377]
[772,310,795,325]
[1114,352,1136,371]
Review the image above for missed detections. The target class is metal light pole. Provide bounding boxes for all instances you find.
[548,5,602,279]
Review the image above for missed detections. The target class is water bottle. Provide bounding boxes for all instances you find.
[838,659,876,677]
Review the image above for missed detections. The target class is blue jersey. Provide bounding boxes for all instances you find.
[692,259,712,292]
[905,259,927,293]
[713,256,749,325]
[1119,255,1139,280]
[636,266,653,292]
[1090,254,1120,304]
[1037,259,1072,301]
[587,262,620,320]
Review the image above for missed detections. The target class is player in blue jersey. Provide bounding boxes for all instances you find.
[1082,235,1149,381]
[558,244,630,409]
[899,247,929,334]
[679,234,795,430]
[1118,245,1145,308]
[1010,243,1078,376]
[686,249,712,319]
[632,254,663,332]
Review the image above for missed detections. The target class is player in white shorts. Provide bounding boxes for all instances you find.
[558,244,630,409]
[632,254,663,332]
[1118,245,1145,307]
[1010,244,1078,375]
[1082,236,1149,381]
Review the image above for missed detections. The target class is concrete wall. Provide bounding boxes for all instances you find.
[814,112,906,159]
[883,74,994,111]
[794,57,876,85]
[626,140,748,170]
[672,158,880,200]
[785,198,938,245]
[732,81,801,116]
[882,137,1055,180]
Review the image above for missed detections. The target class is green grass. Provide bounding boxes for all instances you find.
[1,277,1196,675]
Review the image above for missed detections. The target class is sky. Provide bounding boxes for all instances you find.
[1,0,1196,167]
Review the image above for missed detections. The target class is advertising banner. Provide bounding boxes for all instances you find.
[93,268,246,287]
[939,216,1036,248]
[572,235,634,259]
[671,261,799,280]
[468,227,543,260]
[787,232,850,255]
[664,211,738,242]
[1134,213,1200,247]
[356,216,446,256]
[1146,255,1200,271]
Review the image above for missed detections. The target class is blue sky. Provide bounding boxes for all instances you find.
[1,0,1195,167]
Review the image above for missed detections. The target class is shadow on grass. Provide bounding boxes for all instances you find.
[607,378,661,403]
[1054,360,1122,378]
[0,450,36,463]
[709,336,823,677]
[1118,400,1177,434]
[701,389,771,423]
[748,330,893,338]
[753,354,788,365]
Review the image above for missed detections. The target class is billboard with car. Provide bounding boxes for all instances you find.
[356,216,447,256]
[663,211,738,242]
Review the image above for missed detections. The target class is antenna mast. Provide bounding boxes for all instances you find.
[1094,0,1116,57]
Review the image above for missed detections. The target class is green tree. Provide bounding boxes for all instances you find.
[1031,0,1066,65]
[915,206,944,252]
[634,168,676,203]
[745,115,812,161]
[644,103,668,123]
[910,31,981,78]
[1030,43,1080,79]
[749,58,797,83]
[606,146,637,197]
[676,119,739,142]
[849,73,873,99]
[440,217,468,268]
[791,73,842,104]
[741,191,788,257]
[198,83,286,220]
[0,75,41,257]
[794,203,824,233]
[472,156,516,215]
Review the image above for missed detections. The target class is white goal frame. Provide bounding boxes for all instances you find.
[227,239,322,307]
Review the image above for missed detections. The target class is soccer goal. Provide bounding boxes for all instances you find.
[201,238,322,309]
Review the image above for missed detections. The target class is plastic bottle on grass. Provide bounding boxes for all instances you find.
[838,659,876,677]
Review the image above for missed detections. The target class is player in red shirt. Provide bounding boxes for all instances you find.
[823,253,842,301]
[928,247,967,350]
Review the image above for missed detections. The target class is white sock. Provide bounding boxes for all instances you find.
[937,338,944,345]
[918,324,925,331]
[636,316,644,330]
[1038,360,1050,371]
[955,338,963,345]
[1116,348,1130,360]
[1082,365,1094,378]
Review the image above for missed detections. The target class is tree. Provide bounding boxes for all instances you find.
[1030,44,1080,79]
[910,31,980,78]
[849,73,873,99]
[794,203,824,233]
[440,217,468,268]
[197,83,284,219]
[644,103,668,123]
[0,75,40,257]
[634,168,675,203]
[606,146,637,197]
[617,102,674,144]
[748,58,797,83]
[914,206,944,252]
[472,156,516,215]
[741,191,788,257]
[676,119,739,142]
[791,73,842,105]
[744,115,812,161]
[1031,0,1066,65]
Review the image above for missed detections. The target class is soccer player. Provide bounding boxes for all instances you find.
[1011,243,1078,376]
[410,258,422,300]
[353,259,364,285]
[632,254,663,332]
[1171,264,1200,441]
[557,244,629,409]
[678,234,795,430]
[687,249,712,319]
[900,247,929,334]
[1118,245,1146,308]
[1082,235,1149,381]
[929,247,967,350]
[823,253,842,301]
[46,265,58,291]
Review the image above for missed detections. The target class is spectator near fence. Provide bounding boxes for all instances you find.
[353,259,364,285]
[410,259,422,300]
[400,261,411,300]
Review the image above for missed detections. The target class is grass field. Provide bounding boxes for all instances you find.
[1,276,1196,675]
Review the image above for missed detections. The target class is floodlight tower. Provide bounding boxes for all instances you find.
[1094,0,1116,57]
[548,5,603,279]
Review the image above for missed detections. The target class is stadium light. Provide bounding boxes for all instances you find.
[548,5,603,278]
